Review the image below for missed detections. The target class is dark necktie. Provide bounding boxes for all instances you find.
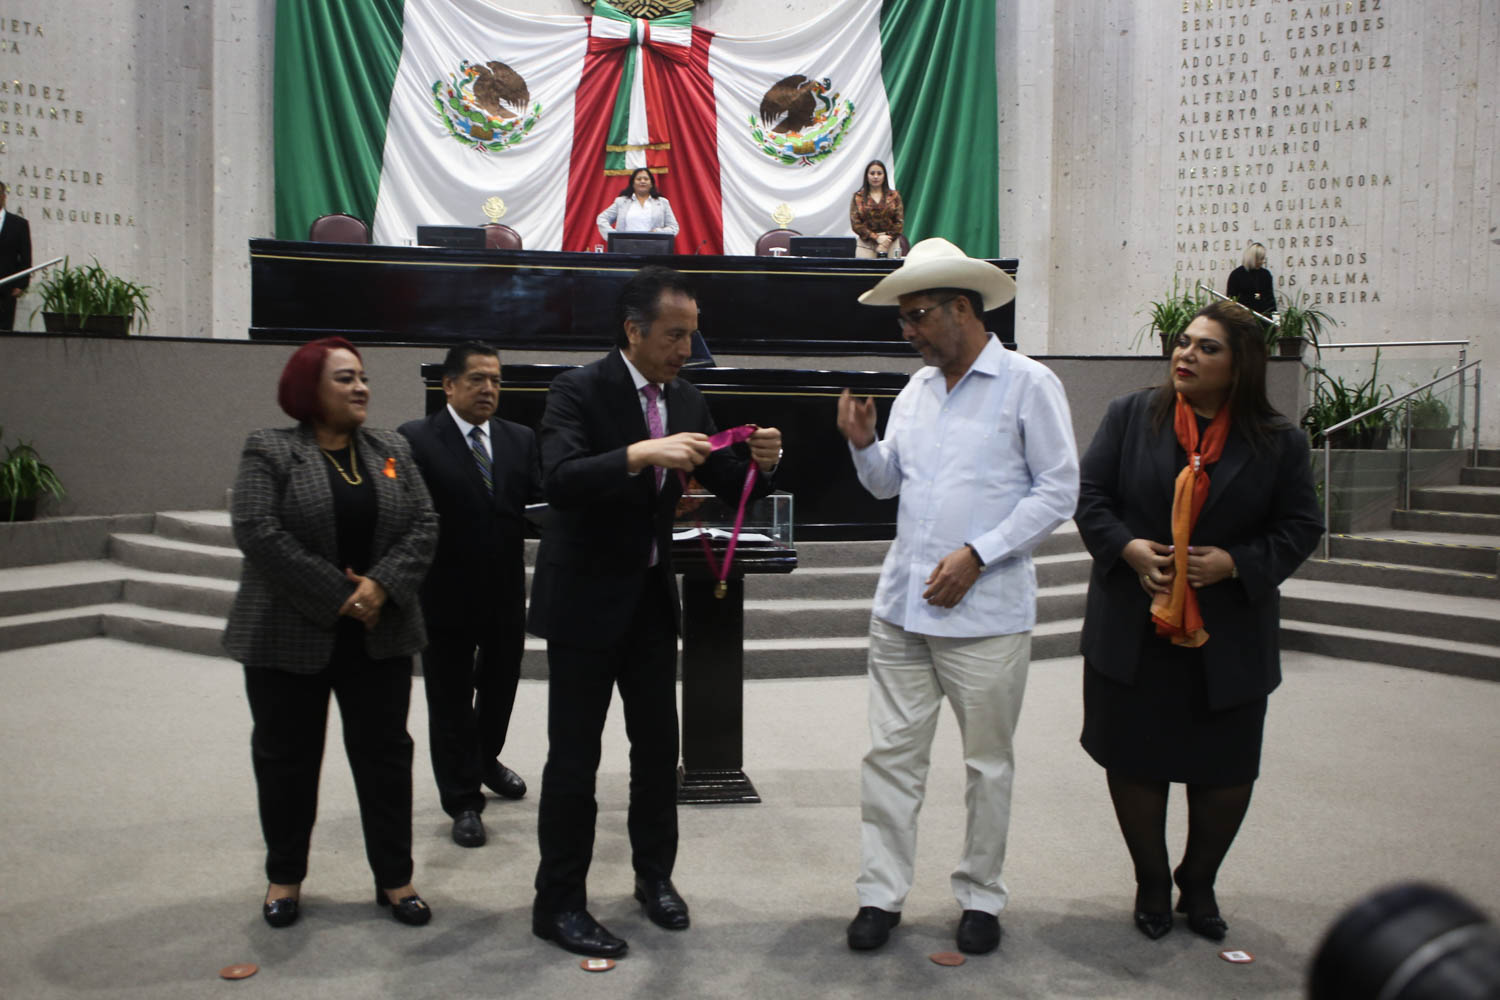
[641,383,666,491]
[469,425,492,494]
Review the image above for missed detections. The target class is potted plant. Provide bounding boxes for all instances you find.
[1401,381,1457,449]
[1271,291,1335,360]
[0,428,66,521]
[1300,352,1394,449]
[1136,277,1208,357]
[31,257,151,336]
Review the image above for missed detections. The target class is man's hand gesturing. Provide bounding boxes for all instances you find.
[837,389,877,450]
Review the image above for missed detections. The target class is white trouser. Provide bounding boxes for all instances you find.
[855,615,1031,914]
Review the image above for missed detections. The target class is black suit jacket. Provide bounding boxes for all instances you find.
[0,211,30,286]
[0,211,30,328]
[1075,389,1323,709]
[526,350,774,649]
[399,407,541,629]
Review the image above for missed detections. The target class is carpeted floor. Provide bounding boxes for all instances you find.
[1,638,1496,999]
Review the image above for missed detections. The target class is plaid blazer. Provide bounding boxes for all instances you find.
[222,424,438,672]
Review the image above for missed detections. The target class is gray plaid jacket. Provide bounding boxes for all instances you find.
[222,424,438,671]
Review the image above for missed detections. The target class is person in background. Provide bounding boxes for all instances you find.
[1074,300,1322,943]
[1226,243,1275,317]
[849,159,904,259]
[399,342,541,850]
[224,337,439,930]
[0,182,32,330]
[597,168,679,246]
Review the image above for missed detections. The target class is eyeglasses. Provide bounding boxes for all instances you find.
[896,295,959,331]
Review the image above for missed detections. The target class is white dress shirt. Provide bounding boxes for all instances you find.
[851,334,1080,638]
[447,403,489,460]
[620,353,667,434]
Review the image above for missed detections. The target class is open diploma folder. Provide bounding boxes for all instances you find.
[672,527,775,543]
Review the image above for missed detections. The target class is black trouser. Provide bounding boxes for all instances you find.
[533,568,680,917]
[0,294,16,331]
[420,618,523,816]
[244,641,415,889]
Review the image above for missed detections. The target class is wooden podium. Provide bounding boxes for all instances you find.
[672,538,796,804]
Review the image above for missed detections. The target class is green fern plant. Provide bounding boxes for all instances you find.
[30,256,152,330]
[0,427,66,519]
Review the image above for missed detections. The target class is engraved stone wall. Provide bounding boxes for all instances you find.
[1008,0,1499,440]
[0,1,274,339]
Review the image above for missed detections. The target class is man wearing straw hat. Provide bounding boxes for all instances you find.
[836,238,1079,955]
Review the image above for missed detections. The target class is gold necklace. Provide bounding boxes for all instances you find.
[319,437,363,485]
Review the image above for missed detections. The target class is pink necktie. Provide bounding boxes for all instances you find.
[641,383,666,491]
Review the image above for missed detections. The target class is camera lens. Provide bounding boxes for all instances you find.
[1310,883,1500,1000]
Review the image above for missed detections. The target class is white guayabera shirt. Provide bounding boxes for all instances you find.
[850,334,1080,638]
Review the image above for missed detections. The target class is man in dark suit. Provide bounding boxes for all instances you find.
[0,182,32,330]
[399,342,541,849]
[528,266,782,958]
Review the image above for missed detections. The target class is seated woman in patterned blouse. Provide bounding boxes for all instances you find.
[848,159,904,259]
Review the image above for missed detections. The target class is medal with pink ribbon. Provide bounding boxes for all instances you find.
[676,425,760,598]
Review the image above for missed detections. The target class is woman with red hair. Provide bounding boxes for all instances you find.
[224,337,439,929]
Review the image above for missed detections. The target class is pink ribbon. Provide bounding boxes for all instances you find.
[676,425,759,597]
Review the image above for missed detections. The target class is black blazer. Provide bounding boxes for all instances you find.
[526,350,774,649]
[398,407,541,629]
[1075,389,1323,709]
[223,425,439,671]
[0,211,30,320]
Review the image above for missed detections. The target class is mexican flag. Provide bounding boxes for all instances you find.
[275,0,999,257]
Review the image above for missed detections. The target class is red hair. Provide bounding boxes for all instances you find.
[277,337,361,423]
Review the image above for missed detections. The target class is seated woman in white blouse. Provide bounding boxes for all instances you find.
[596,168,679,243]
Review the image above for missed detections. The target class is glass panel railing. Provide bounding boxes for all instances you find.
[1312,361,1481,557]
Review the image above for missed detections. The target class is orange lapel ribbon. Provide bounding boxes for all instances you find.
[1150,393,1231,647]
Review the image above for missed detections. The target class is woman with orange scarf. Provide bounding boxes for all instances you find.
[1075,300,1322,943]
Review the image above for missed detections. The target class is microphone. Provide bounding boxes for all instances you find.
[694,238,710,255]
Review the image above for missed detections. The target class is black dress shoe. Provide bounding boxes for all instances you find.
[634,876,690,930]
[1134,910,1174,940]
[451,810,486,848]
[956,910,1001,954]
[262,897,299,929]
[376,890,432,926]
[1173,878,1228,941]
[846,906,900,951]
[1176,902,1228,941]
[533,909,628,958]
[483,761,527,800]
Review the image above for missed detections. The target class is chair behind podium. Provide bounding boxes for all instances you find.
[308,213,370,244]
[483,224,523,250]
[754,229,801,257]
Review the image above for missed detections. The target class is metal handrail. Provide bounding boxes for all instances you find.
[1313,339,1470,432]
[1196,283,1278,327]
[1313,360,1480,439]
[1321,340,1469,348]
[1317,359,1483,558]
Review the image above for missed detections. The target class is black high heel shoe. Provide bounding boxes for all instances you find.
[1173,871,1228,941]
[376,888,432,926]
[1132,882,1173,940]
[1134,910,1174,940]
[262,887,300,928]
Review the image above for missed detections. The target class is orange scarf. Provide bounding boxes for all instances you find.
[1150,393,1231,647]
